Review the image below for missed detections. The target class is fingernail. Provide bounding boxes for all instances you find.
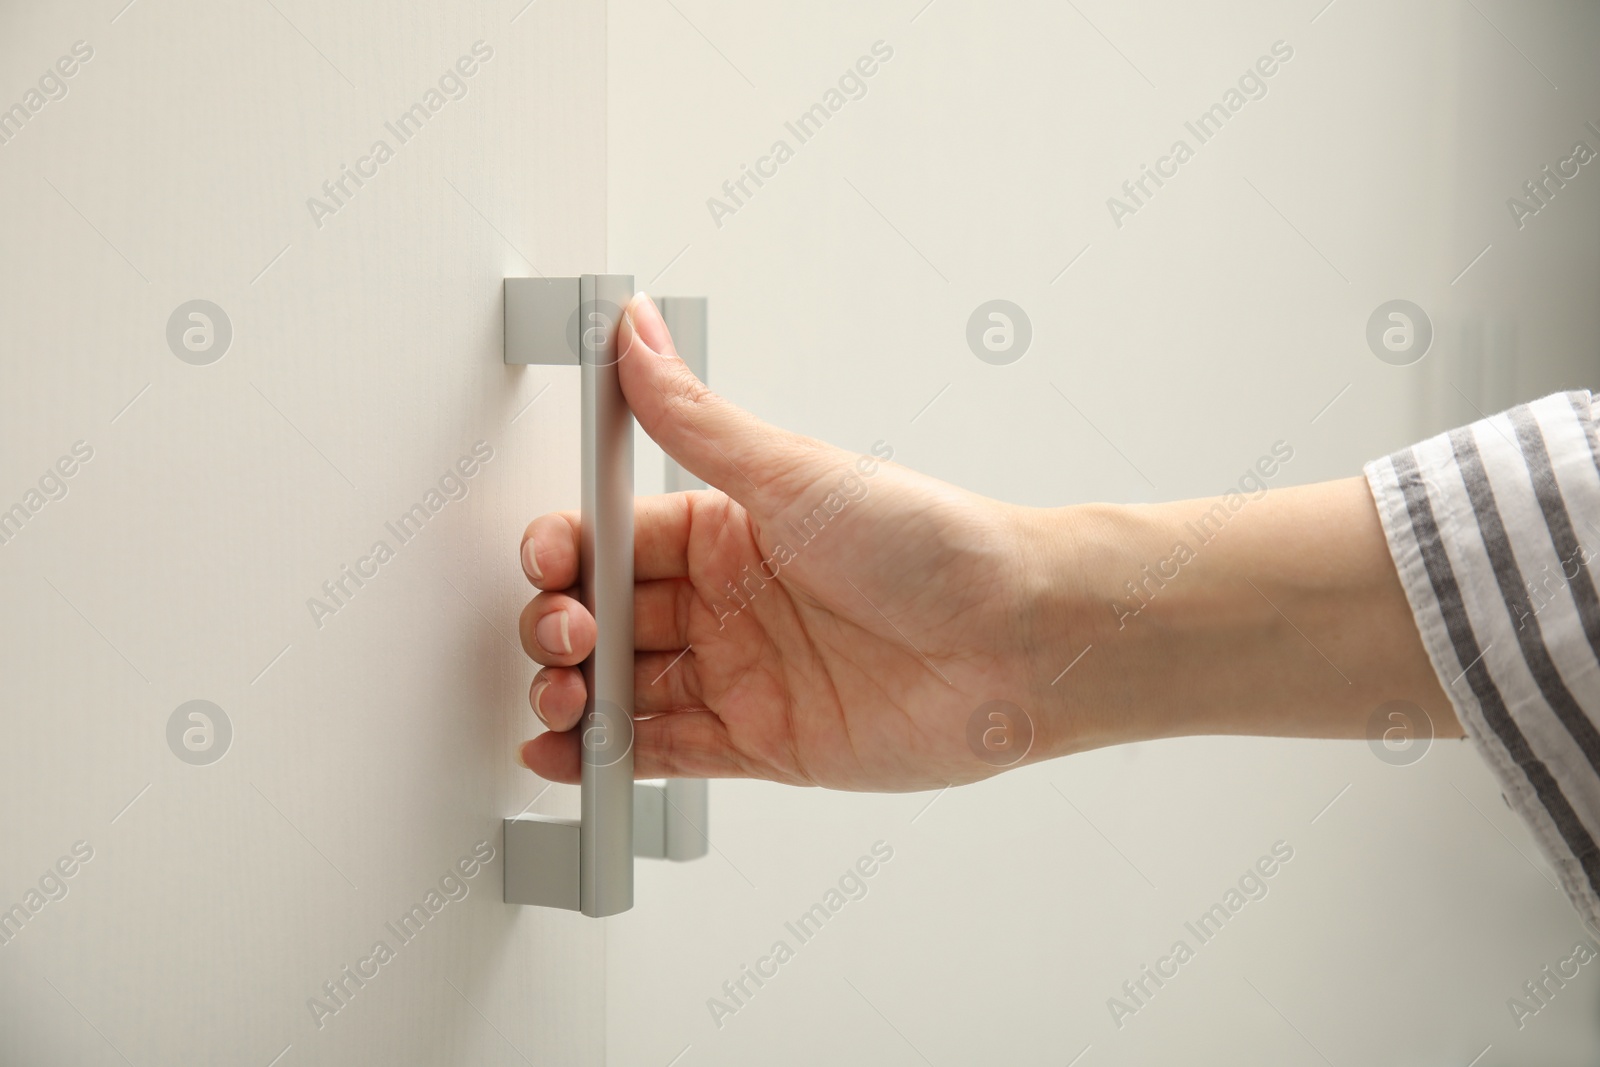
[521,538,543,583]
[531,677,550,727]
[627,292,658,333]
[535,610,572,655]
[516,741,533,770]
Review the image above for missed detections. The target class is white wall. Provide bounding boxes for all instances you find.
[608,1,1600,1064]
[0,1,610,1063]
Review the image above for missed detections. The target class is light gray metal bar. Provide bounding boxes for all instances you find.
[657,297,708,493]
[503,278,579,367]
[501,274,635,917]
[633,778,710,861]
[639,296,711,863]
[580,273,636,917]
[632,779,668,860]
[504,815,578,910]
[663,777,709,861]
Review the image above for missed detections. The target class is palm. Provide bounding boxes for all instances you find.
[669,469,1036,791]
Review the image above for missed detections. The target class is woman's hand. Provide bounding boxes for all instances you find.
[516,293,1079,791]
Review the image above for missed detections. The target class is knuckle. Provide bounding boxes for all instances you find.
[664,368,714,416]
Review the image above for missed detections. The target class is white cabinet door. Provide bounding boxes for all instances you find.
[0,2,606,1064]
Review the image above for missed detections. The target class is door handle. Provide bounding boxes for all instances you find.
[502,274,637,916]
[500,280,712,914]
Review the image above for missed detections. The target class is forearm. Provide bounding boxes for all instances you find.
[1021,477,1460,757]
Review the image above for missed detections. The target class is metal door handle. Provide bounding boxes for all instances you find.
[499,280,712,915]
[502,274,636,916]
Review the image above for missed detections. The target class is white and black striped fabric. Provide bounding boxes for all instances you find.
[1366,390,1600,929]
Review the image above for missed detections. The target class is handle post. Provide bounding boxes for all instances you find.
[579,274,635,916]
[632,296,712,863]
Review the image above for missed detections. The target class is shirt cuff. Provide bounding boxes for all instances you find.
[1364,390,1600,932]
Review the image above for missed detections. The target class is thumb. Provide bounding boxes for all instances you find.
[618,292,822,513]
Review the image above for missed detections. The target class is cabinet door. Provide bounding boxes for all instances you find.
[0,3,605,1064]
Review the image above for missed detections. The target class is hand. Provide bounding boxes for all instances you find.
[516,293,1068,791]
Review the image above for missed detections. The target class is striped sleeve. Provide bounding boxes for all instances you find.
[1365,389,1600,929]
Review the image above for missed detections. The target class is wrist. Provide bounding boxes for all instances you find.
[1009,501,1151,761]
[1011,495,1277,760]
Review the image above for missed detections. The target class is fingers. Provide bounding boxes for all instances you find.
[529,667,586,731]
[519,711,746,783]
[518,592,594,667]
[521,646,704,780]
[521,512,580,589]
[519,578,692,670]
[521,494,698,590]
[527,650,702,733]
[618,292,827,515]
